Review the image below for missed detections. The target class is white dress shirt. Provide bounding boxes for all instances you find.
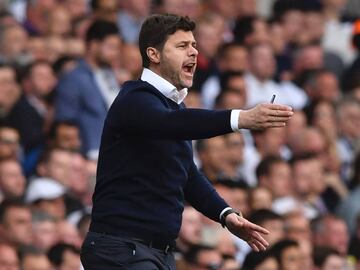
[141,68,241,132]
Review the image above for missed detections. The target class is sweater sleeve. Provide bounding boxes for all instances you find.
[109,87,233,140]
[184,161,229,223]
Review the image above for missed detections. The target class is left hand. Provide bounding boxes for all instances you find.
[225,213,270,252]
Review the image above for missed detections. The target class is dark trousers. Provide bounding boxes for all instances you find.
[80,231,176,270]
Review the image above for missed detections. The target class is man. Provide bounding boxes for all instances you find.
[0,199,33,248]
[0,158,26,199]
[81,14,293,269]
[55,20,121,159]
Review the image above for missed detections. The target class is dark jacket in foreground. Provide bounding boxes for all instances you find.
[90,80,233,243]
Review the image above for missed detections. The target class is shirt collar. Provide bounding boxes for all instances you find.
[140,68,187,104]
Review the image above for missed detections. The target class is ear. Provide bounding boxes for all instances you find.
[146,47,160,64]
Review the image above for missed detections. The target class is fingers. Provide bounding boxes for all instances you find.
[265,103,293,112]
[248,236,268,252]
[248,222,270,235]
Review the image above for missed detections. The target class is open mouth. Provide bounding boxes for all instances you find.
[182,63,196,76]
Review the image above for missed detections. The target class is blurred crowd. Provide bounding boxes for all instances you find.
[0,0,360,269]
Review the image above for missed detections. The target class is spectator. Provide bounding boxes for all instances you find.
[48,120,81,152]
[336,97,360,183]
[31,212,58,253]
[36,147,72,187]
[271,239,302,270]
[0,158,26,200]
[0,126,21,160]
[91,0,118,23]
[0,23,29,66]
[312,214,349,256]
[55,20,121,159]
[196,137,229,182]
[0,199,32,248]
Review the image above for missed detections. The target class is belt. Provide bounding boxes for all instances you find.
[130,237,175,253]
[90,231,175,253]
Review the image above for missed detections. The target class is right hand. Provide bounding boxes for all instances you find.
[239,103,293,130]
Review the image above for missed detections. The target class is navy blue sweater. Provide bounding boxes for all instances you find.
[90,80,232,243]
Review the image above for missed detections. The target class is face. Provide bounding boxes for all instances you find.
[196,22,222,58]
[158,30,198,89]
[55,125,81,151]
[315,73,340,101]
[339,103,360,139]
[2,26,28,58]
[225,133,244,165]
[219,46,248,72]
[1,207,32,246]
[95,35,121,67]
[250,187,273,210]
[0,128,20,160]
[0,160,26,198]
[250,44,276,81]
[43,150,72,186]
[68,153,89,195]
[324,219,349,255]
[49,7,71,36]
[0,245,19,270]
[293,158,324,197]
[285,215,311,242]
[0,67,20,112]
[30,63,56,97]
[268,162,293,198]
[32,220,58,251]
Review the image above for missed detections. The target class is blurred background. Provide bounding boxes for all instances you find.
[0,0,360,269]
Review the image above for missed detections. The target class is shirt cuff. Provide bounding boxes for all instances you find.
[230,110,242,131]
[219,207,233,222]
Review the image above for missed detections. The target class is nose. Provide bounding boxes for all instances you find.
[189,45,198,57]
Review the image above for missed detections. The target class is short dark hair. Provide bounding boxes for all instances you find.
[270,239,299,263]
[138,14,196,68]
[313,246,340,268]
[256,155,285,179]
[233,16,257,45]
[0,198,27,224]
[243,250,276,270]
[184,244,216,264]
[249,209,282,226]
[85,20,120,44]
